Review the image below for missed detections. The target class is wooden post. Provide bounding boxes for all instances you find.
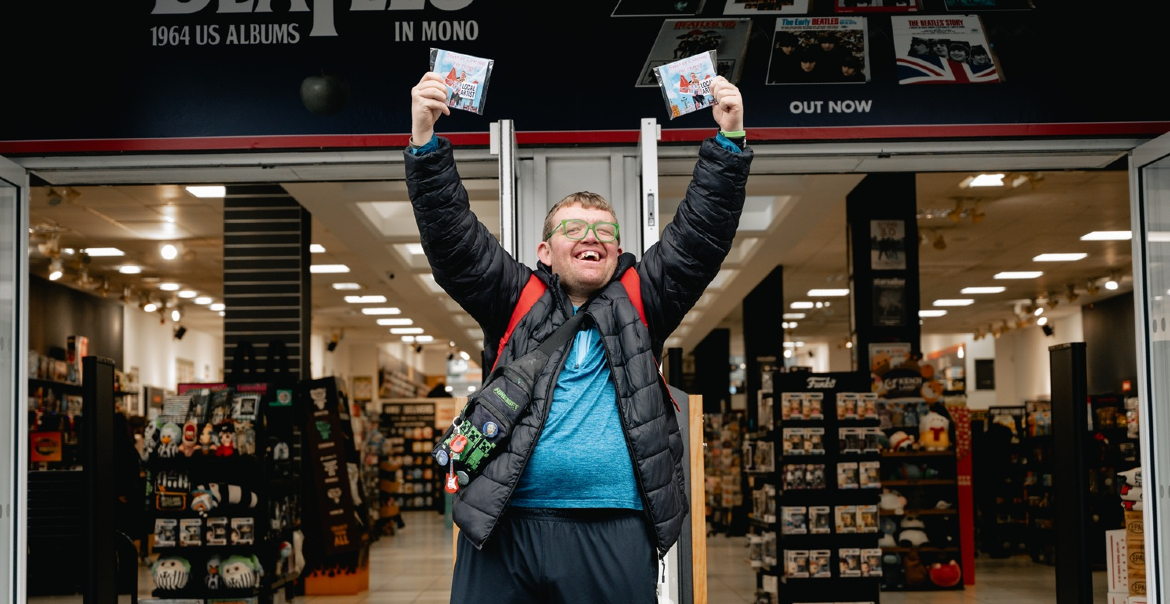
[690,394,707,604]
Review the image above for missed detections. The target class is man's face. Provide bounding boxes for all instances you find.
[537,203,622,304]
[821,41,835,51]
[781,44,796,54]
[801,60,816,72]
[842,65,856,76]
[972,53,990,65]
[949,48,968,62]
[933,43,948,56]
[912,43,928,54]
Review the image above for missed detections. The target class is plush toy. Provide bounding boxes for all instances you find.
[889,430,916,452]
[879,489,907,515]
[205,555,222,590]
[157,422,182,458]
[929,560,963,587]
[215,425,235,457]
[221,554,263,589]
[882,553,905,589]
[878,516,899,547]
[179,419,199,457]
[151,556,191,590]
[903,550,930,587]
[199,423,217,455]
[919,411,951,451]
[191,483,259,516]
[897,516,930,548]
[143,419,161,457]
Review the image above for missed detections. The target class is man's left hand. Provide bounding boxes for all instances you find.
[710,77,744,133]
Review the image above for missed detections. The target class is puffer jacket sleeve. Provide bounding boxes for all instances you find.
[639,137,753,345]
[404,137,529,342]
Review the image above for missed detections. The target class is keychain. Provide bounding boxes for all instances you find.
[445,421,468,494]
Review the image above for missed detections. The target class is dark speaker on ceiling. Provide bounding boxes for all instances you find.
[173,326,187,340]
[1042,325,1055,337]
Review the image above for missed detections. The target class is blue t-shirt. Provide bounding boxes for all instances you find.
[510,308,643,510]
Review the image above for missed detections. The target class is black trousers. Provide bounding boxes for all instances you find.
[451,507,657,604]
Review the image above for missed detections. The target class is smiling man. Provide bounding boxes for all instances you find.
[405,70,752,604]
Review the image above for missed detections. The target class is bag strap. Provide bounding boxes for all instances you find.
[493,274,546,371]
[491,268,647,370]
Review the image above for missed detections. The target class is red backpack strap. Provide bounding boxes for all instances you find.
[619,268,679,411]
[492,274,546,371]
[619,268,647,327]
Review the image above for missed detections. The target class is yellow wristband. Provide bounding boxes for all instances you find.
[720,130,746,138]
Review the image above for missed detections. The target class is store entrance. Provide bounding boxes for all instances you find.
[0,155,28,604]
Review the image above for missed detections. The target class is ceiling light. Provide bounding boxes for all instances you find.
[919,310,948,317]
[968,173,1005,187]
[845,341,853,349]
[1037,316,1048,326]
[80,247,125,257]
[415,335,434,343]
[460,351,470,361]
[782,313,806,320]
[218,311,225,317]
[185,185,225,198]
[361,307,402,315]
[1047,297,1060,309]
[1033,253,1088,262]
[332,283,361,290]
[957,345,965,359]
[178,290,198,299]
[1065,284,1080,303]
[948,200,963,223]
[970,202,985,224]
[782,342,805,348]
[1034,306,1044,316]
[1105,277,1119,290]
[160,244,179,260]
[345,295,387,303]
[376,318,413,326]
[194,296,213,305]
[783,349,793,359]
[933,299,974,307]
[390,327,424,335]
[933,233,947,251]
[160,283,181,291]
[406,243,425,255]
[143,302,158,313]
[310,264,350,273]
[48,258,63,281]
[995,271,1043,279]
[807,289,850,297]
[172,308,182,322]
[961,286,1006,294]
[1086,280,1100,295]
[209,303,225,311]
[401,336,416,343]
[310,244,326,253]
[815,301,824,309]
[1081,231,1132,241]
[119,265,142,274]
[791,301,814,309]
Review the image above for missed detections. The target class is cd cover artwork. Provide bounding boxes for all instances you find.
[429,48,495,114]
[653,50,719,120]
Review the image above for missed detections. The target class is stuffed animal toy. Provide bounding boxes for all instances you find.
[190,483,259,516]
[919,411,951,451]
[929,560,963,587]
[889,430,916,452]
[179,419,199,457]
[903,550,930,587]
[151,556,191,590]
[157,422,182,458]
[205,555,222,589]
[199,423,217,455]
[221,554,263,589]
[879,489,907,515]
[882,553,905,589]
[878,516,899,547]
[897,516,930,548]
[215,424,236,457]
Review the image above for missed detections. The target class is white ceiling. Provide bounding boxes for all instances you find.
[20,136,1142,362]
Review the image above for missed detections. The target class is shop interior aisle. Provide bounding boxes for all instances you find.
[121,510,1107,604]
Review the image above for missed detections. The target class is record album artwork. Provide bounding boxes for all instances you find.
[613,0,706,17]
[767,17,870,85]
[892,15,1000,84]
[723,0,809,15]
[637,18,752,87]
[835,0,920,13]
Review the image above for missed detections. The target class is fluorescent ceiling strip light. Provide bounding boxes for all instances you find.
[376,318,413,326]
[118,266,142,274]
[160,283,181,291]
[932,299,974,307]
[1081,231,1132,241]
[310,244,326,253]
[782,313,806,320]
[178,290,198,299]
[345,295,387,303]
[807,289,850,297]
[310,264,350,273]
[960,286,1005,294]
[968,173,1004,187]
[390,327,424,335]
[332,283,361,290]
[1033,253,1087,262]
[186,185,225,198]
[994,271,1043,279]
[791,301,814,309]
[81,248,125,257]
[415,335,434,343]
[406,243,425,255]
[919,310,948,317]
[361,307,401,315]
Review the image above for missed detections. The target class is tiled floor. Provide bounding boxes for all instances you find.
[101,511,1111,604]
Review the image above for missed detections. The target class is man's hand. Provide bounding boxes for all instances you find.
[710,77,744,133]
[411,72,451,146]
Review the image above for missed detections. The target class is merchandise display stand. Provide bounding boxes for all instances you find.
[379,400,441,512]
[143,382,303,604]
[704,410,746,535]
[1022,400,1055,564]
[747,371,881,604]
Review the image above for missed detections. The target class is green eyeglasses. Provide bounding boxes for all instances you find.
[546,219,620,243]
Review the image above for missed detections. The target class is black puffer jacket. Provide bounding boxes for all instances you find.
[405,136,752,557]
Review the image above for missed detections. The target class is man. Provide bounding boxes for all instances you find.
[406,71,751,603]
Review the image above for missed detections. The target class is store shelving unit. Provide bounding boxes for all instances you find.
[380,401,441,512]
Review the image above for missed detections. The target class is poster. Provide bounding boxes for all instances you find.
[766,17,870,85]
[892,15,1000,84]
[835,0,919,12]
[723,0,809,14]
[944,0,1032,10]
[870,219,907,269]
[873,277,907,327]
[636,19,752,87]
[612,0,706,17]
[869,342,911,377]
[351,376,373,403]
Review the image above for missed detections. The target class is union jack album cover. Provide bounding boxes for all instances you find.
[891,15,1000,84]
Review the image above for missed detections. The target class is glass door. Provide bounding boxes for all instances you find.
[1129,132,1170,604]
[0,155,29,604]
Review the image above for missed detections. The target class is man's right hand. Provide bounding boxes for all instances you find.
[411,72,451,146]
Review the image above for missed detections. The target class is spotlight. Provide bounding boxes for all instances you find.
[171,307,182,322]
[1105,272,1120,290]
[844,341,853,349]
[48,258,64,281]
[414,344,424,354]
[933,233,947,251]
[1086,280,1100,295]
[1048,296,1060,310]
[1065,284,1079,303]
[970,202,986,224]
[161,243,180,260]
[948,200,963,223]
[327,330,341,352]
[173,326,187,340]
